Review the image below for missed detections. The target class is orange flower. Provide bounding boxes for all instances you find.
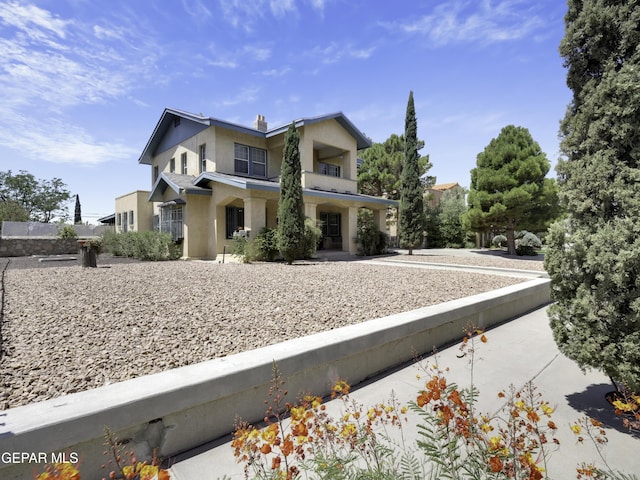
[489,455,503,473]
[260,444,272,454]
[271,455,282,470]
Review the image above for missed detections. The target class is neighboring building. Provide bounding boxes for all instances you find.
[116,108,396,259]
[425,182,464,209]
[114,191,153,233]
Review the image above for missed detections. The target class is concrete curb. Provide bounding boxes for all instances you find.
[0,278,550,480]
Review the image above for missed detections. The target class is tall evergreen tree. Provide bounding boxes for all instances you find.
[74,194,82,224]
[398,91,425,255]
[545,1,640,391]
[463,125,558,255]
[277,123,305,264]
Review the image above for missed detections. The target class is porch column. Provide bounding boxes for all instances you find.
[243,197,267,238]
[304,202,317,220]
[345,206,358,254]
[373,208,386,232]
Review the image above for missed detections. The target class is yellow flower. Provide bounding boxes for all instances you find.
[541,404,554,416]
[571,424,582,435]
[340,423,357,438]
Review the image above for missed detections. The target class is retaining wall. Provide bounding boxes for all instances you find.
[0,238,79,257]
[0,278,551,480]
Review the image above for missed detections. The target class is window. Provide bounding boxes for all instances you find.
[170,158,175,173]
[199,144,206,173]
[319,162,340,177]
[181,152,187,174]
[116,213,121,226]
[129,210,134,225]
[122,211,128,232]
[225,206,244,238]
[160,205,183,241]
[174,117,180,127]
[153,166,159,183]
[320,212,341,237]
[234,143,267,177]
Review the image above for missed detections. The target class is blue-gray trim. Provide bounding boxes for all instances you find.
[148,172,212,202]
[138,108,372,165]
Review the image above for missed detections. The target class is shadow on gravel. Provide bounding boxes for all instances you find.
[468,249,545,263]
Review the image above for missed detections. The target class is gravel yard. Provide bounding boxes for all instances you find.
[0,253,534,409]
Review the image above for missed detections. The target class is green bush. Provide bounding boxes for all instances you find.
[491,234,507,248]
[57,225,78,239]
[300,217,322,260]
[356,209,388,256]
[252,227,279,262]
[515,231,542,256]
[101,231,181,261]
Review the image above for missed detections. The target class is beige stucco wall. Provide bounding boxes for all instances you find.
[182,194,210,258]
[151,127,217,181]
[115,191,152,233]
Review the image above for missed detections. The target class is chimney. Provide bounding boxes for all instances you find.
[254,114,267,132]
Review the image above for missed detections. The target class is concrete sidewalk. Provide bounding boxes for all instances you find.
[168,306,640,479]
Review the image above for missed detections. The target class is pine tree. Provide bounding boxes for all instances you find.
[545,1,640,391]
[277,123,305,264]
[398,91,425,254]
[463,125,558,255]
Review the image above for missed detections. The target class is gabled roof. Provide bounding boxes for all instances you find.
[148,172,212,202]
[265,112,372,150]
[138,108,372,165]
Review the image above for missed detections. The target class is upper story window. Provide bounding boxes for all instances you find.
[199,144,206,173]
[174,117,181,128]
[234,143,267,177]
[319,162,340,177]
[170,158,175,173]
[181,152,187,174]
[153,166,159,183]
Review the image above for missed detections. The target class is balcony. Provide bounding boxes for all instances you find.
[301,171,357,194]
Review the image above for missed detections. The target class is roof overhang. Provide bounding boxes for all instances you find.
[195,172,397,207]
[149,173,212,202]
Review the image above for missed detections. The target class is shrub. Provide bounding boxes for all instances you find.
[101,231,181,261]
[491,234,507,248]
[299,217,322,260]
[252,227,279,262]
[57,225,78,239]
[516,231,542,256]
[357,209,389,256]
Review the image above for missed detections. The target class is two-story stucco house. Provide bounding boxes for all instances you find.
[114,108,396,259]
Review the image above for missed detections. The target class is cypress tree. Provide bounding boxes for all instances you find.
[74,194,82,224]
[545,1,640,391]
[398,91,424,254]
[277,123,305,264]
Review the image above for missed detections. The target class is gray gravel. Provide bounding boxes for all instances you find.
[0,257,528,409]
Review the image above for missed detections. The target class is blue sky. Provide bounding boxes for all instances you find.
[0,0,570,223]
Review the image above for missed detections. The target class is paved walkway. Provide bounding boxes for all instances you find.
[168,307,640,479]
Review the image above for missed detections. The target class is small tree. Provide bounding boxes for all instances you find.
[438,188,467,248]
[0,170,71,222]
[398,91,425,254]
[463,125,559,255]
[277,123,305,264]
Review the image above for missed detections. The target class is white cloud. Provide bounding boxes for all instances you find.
[261,66,291,77]
[0,1,69,39]
[218,0,325,30]
[0,115,138,165]
[0,2,162,165]
[216,86,261,107]
[308,42,376,64]
[382,0,545,46]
